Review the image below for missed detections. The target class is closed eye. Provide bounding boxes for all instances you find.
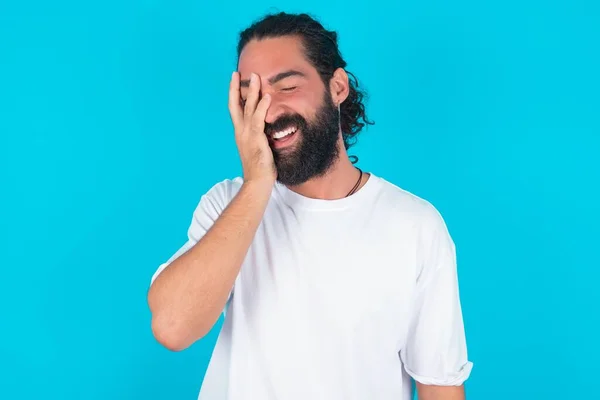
[281,86,297,92]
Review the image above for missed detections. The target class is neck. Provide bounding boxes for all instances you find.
[284,138,367,200]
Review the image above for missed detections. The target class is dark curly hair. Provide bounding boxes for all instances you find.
[236,12,374,163]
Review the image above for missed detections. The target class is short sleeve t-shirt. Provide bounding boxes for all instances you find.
[152,173,473,400]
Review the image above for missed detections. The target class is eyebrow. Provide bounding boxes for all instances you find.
[240,70,306,88]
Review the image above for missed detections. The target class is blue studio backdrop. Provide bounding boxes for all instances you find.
[1,1,598,399]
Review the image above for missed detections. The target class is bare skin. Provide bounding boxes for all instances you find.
[147,70,275,351]
[416,383,466,400]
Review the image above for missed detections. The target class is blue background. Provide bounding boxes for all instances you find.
[1,1,598,399]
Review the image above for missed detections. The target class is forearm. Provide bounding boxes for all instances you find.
[148,179,273,350]
[416,383,466,400]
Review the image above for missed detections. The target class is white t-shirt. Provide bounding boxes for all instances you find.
[151,173,473,400]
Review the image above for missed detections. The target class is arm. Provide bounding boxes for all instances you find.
[148,71,275,351]
[416,382,465,400]
[148,179,273,351]
[401,205,473,396]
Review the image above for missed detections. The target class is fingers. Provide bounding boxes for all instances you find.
[228,72,243,131]
[243,73,261,120]
[229,71,270,136]
[251,93,271,134]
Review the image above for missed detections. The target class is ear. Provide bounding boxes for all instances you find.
[329,68,350,106]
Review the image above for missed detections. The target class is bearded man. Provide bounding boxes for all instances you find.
[148,11,473,400]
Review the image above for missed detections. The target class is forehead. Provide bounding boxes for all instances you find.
[237,36,315,80]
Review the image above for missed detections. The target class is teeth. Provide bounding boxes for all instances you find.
[272,127,297,139]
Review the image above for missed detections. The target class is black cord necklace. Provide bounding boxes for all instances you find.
[345,167,363,197]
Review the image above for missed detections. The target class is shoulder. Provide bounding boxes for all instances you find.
[203,176,244,202]
[193,176,244,214]
[373,175,447,230]
[374,175,456,275]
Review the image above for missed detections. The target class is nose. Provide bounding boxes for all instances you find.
[264,102,285,125]
[261,90,286,125]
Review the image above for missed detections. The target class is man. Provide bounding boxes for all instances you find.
[148,11,473,400]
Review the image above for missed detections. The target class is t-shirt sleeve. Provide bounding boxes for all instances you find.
[150,178,242,301]
[400,204,473,386]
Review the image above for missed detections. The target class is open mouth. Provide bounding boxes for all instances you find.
[270,126,297,141]
[268,126,299,149]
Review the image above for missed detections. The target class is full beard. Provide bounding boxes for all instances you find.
[266,91,341,186]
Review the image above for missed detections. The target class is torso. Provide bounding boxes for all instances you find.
[198,174,434,400]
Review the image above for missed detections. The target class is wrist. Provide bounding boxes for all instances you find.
[241,178,276,203]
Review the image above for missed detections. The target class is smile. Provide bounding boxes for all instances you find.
[268,126,299,149]
[271,126,297,140]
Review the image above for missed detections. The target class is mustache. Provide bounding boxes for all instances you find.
[264,114,306,136]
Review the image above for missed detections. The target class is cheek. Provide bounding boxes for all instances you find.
[283,90,321,119]
[301,87,324,108]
